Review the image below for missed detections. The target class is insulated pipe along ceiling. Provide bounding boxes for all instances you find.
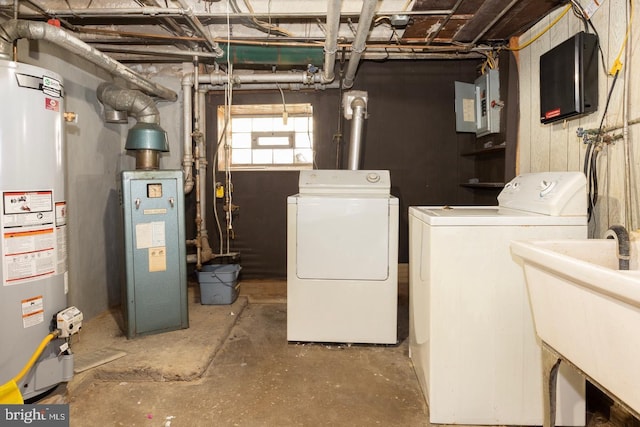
[322,0,343,83]
[343,1,377,89]
[0,19,177,101]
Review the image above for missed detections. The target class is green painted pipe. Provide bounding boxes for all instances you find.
[217,44,324,66]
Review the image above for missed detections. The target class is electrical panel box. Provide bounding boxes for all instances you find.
[540,31,599,124]
[455,69,501,137]
[121,170,188,339]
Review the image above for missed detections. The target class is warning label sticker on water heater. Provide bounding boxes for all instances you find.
[1,191,57,286]
[21,295,44,328]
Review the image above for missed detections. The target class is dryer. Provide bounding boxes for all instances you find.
[409,172,588,425]
[287,170,398,344]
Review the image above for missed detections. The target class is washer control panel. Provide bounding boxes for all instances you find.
[498,172,587,216]
[299,169,391,195]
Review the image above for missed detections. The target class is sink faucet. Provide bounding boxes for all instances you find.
[604,225,630,270]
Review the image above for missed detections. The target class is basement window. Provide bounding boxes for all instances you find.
[217,103,314,171]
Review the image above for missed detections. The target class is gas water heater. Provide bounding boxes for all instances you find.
[0,60,76,400]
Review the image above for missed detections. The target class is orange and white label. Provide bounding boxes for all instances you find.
[21,295,44,328]
[2,190,57,286]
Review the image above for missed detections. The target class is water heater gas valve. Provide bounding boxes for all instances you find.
[56,306,83,338]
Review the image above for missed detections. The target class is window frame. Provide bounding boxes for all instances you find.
[216,103,314,171]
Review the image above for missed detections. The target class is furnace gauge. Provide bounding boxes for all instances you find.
[147,183,163,198]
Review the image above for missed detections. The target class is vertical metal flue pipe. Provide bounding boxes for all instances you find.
[347,96,367,170]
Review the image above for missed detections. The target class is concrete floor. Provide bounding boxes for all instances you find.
[42,277,639,427]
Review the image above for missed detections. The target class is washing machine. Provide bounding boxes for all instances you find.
[408,172,587,425]
[287,169,398,344]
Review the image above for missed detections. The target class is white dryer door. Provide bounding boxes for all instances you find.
[296,196,390,280]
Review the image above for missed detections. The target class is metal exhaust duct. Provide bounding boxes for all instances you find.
[97,83,169,170]
[343,91,368,170]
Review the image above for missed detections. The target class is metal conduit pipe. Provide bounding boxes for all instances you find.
[201,82,340,91]
[27,8,454,19]
[469,0,519,46]
[175,0,223,56]
[0,19,177,101]
[322,0,343,83]
[181,73,195,194]
[192,62,203,268]
[347,96,367,170]
[202,71,322,86]
[342,1,377,89]
[196,86,214,264]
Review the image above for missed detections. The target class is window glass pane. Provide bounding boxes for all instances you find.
[231,132,252,148]
[256,135,291,146]
[252,117,273,132]
[232,117,252,132]
[219,103,313,170]
[293,117,310,132]
[294,149,313,164]
[232,148,252,164]
[273,149,294,164]
[295,133,312,148]
[252,149,272,164]
[273,116,294,132]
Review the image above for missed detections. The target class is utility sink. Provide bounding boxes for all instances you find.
[511,238,640,417]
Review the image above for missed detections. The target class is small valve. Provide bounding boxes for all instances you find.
[64,112,78,123]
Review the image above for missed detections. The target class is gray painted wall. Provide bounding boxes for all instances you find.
[15,39,185,320]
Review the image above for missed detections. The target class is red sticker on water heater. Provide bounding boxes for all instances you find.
[45,97,59,112]
[545,108,561,120]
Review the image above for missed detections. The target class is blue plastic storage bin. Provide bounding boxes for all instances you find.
[197,264,242,305]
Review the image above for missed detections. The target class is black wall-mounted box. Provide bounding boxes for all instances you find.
[539,31,599,124]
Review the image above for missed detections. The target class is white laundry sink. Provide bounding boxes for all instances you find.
[511,238,640,415]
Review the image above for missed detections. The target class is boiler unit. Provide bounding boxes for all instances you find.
[121,170,188,338]
[0,60,74,400]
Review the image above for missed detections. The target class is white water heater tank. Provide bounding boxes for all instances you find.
[0,60,73,400]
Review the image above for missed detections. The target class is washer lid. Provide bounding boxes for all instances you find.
[298,169,390,195]
[408,206,587,226]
